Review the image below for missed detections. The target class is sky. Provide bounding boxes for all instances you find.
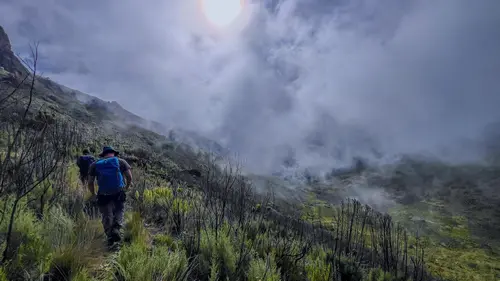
[1,0,500,174]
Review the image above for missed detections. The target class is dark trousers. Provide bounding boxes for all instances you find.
[97,190,126,244]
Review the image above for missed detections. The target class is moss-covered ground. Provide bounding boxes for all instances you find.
[387,200,500,281]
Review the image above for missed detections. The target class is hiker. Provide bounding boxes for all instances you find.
[87,146,132,250]
[77,149,95,185]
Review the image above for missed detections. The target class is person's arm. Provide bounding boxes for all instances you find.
[119,159,133,189]
[124,169,132,189]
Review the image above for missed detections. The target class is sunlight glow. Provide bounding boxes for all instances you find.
[201,0,244,28]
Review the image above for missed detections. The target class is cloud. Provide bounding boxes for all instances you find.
[1,0,500,174]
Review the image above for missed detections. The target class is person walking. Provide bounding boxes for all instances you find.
[76,149,95,185]
[87,146,132,250]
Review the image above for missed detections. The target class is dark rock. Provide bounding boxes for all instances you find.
[0,26,11,51]
[184,169,201,178]
[468,262,478,269]
[0,25,28,78]
[480,242,493,251]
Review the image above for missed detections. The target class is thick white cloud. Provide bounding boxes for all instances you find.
[1,0,500,173]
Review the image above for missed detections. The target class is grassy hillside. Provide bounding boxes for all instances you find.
[301,158,500,281]
[1,26,499,281]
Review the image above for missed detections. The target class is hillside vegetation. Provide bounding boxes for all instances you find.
[0,26,499,281]
[317,153,500,278]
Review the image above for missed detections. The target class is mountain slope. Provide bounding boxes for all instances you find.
[0,25,228,163]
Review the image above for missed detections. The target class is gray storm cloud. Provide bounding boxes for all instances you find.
[1,0,500,174]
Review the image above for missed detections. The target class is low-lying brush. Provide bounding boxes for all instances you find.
[113,242,191,281]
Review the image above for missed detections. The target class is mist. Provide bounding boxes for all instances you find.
[1,0,500,175]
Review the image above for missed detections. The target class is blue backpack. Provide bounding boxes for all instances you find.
[78,155,95,174]
[95,157,125,194]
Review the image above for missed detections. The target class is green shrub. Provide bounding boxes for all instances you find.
[124,212,148,246]
[49,247,89,280]
[67,164,82,193]
[252,232,272,259]
[144,186,174,206]
[199,225,237,280]
[171,198,191,214]
[115,242,190,281]
[364,268,397,281]
[0,198,106,280]
[72,269,97,281]
[42,207,75,247]
[153,234,178,250]
[209,252,220,281]
[248,255,281,281]
[271,236,305,281]
[27,178,55,217]
[0,267,7,281]
[142,186,191,233]
[337,257,363,281]
[0,201,52,280]
[44,210,105,280]
[305,247,332,281]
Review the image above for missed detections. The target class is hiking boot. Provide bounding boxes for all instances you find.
[106,236,115,248]
[110,228,122,243]
[108,241,121,252]
[106,234,122,252]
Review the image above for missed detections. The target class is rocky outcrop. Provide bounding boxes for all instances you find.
[0,26,12,51]
[0,26,28,78]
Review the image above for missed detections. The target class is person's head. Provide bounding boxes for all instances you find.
[99,146,120,158]
[82,148,90,155]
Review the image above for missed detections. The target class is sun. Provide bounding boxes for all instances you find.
[201,0,244,28]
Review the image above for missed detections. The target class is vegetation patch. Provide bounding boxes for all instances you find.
[389,201,500,281]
